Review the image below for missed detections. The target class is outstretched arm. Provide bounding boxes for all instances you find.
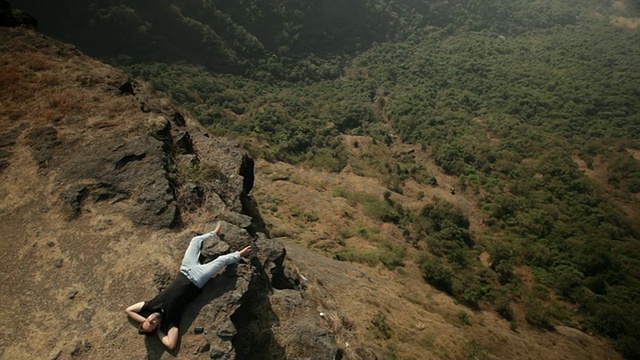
[157,326,179,350]
[125,302,146,324]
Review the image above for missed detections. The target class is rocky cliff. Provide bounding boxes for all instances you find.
[0,27,346,360]
[0,27,625,360]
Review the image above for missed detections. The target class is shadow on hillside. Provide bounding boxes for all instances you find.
[144,337,172,359]
[230,257,286,360]
[124,317,170,359]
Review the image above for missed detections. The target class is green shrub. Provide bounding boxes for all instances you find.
[458,311,471,326]
[332,188,401,223]
[420,259,453,294]
[583,304,628,338]
[450,272,492,309]
[176,161,224,184]
[379,244,406,270]
[306,147,348,172]
[525,299,555,331]
[335,226,356,240]
[334,243,405,270]
[334,248,379,267]
[494,295,514,322]
[462,340,488,360]
[385,343,398,360]
[302,211,320,222]
[372,311,392,339]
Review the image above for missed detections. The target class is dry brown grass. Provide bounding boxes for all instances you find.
[0,41,147,138]
[0,63,34,122]
[255,137,622,359]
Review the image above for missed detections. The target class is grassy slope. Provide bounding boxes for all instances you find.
[15,0,640,357]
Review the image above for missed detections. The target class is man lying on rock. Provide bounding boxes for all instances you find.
[125,222,252,350]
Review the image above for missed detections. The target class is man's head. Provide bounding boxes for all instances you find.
[138,312,162,335]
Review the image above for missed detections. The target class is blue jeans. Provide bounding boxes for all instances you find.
[180,232,241,288]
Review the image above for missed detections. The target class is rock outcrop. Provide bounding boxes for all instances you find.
[0,28,345,360]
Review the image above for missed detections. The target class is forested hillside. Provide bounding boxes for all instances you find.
[17,0,640,358]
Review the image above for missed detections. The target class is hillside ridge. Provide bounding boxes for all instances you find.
[0,27,626,360]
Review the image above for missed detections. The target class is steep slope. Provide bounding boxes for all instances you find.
[0,27,625,360]
[0,27,315,360]
[253,158,624,360]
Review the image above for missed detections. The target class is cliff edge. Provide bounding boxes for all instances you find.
[0,27,624,360]
[0,27,344,360]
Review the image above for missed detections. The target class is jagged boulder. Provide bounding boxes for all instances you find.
[55,133,179,228]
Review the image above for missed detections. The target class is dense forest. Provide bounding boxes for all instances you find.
[18,0,640,358]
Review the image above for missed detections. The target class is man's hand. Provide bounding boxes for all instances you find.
[239,246,252,257]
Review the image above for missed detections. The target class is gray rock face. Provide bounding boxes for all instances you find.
[56,133,178,228]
